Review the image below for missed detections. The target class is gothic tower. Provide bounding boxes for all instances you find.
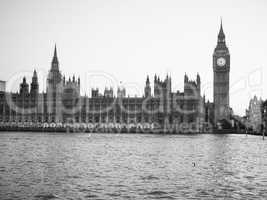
[144,75,151,97]
[20,77,29,96]
[213,20,230,124]
[30,70,39,96]
[46,45,63,123]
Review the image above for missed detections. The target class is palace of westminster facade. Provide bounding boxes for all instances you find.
[0,22,230,128]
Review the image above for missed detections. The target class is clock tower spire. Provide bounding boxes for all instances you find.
[213,19,230,125]
[218,18,225,42]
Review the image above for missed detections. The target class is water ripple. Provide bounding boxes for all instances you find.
[0,132,267,199]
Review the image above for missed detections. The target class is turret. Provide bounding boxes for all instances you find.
[146,75,150,85]
[72,75,75,83]
[154,74,160,97]
[197,73,200,84]
[104,87,114,98]
[154,74,157,83]
[20,77,29,95]
[30,70,39,95]
[197,73,201,91]
[196,73,201,97]
[184,73,188,83]
[144,75,151,97]
[91,88,99,98]
[117,87,126,98]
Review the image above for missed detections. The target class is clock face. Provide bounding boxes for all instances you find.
[217,57,226,67]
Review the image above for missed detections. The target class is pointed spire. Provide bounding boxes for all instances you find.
[197,73,200,82]
[32,70,38,83]
[197,73,200,87]
[218,18,225,43]
[33,70,37,77]
[52,44,58,64]
[146,75,150,84]
[50,44,60,72]
[54,44,57,57]
[20,76,29,95]
[31,70,39,94]
[184,73,188,83]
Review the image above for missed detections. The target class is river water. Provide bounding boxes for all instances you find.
[0,132,267,200]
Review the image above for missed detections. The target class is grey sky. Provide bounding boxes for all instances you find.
[0,0,267,115]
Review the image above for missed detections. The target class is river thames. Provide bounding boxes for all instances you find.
[0,132,267,200]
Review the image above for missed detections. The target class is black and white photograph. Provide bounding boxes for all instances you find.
[0,0,267,199]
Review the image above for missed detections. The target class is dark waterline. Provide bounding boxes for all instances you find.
[0,132,267,200]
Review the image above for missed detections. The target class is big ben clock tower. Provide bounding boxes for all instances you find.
[213,20,230,124]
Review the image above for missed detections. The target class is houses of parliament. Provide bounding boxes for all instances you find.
[0,22,231,131]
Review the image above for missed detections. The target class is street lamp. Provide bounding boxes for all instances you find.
[263,107,266,140]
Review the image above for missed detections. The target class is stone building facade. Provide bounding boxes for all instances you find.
[1,19,240,131]
[246,96,263,132]
[0,46,204,129]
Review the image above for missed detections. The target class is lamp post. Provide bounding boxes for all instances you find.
[261,101,267,140]
[263,109,266,140]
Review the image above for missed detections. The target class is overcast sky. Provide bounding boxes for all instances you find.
[0,0,267,115]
